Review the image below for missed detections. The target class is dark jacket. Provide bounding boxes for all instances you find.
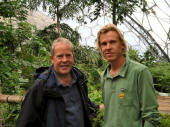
[16,66,98,127]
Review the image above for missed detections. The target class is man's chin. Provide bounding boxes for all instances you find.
[60,69,71,75]
[105,57,115,62]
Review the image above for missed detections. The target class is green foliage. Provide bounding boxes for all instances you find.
[0,0,30,52]
[0,103,21,126]
[60,23,81,46]
[27,0,82,19]
[36,24,58,46]
[0,22,51,124]
[76,64,104,126]
[127,46,142,62]
[150,62,170,93]
[0,22,18,52]
[141,47,158,66]
[27,0,86,35]
[76,64,101,86]
[92,109,104,127]
[37,23,81,50]
[160,113,170,127]
[81,0,149,25]
[0,21,37,52]
[74,46,103,67]
[0,0,28,21]
[0,47,27,95]
[15,21,37,50]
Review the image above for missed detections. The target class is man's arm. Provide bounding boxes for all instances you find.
[138,68,160,127]
[16,80,44,127]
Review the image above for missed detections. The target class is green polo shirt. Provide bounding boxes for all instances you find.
[101,57,160,127]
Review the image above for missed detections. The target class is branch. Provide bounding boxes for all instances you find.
[127,15,170,62]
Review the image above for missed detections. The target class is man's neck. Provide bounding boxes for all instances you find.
[109,56,126,77]
[57,73,72,86]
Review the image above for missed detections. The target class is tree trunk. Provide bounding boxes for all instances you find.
[57,5,61,37]
[112,0,117,25]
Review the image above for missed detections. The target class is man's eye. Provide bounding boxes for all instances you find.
[110,40,116,44]
[101,42,107,46]
[57,55,62,58]
[66,54,72,58]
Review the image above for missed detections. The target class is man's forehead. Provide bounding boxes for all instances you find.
[54,42,70,46]
[53,43,73,53]
[54,43,72,49]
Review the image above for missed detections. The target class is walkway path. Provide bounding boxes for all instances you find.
[158,96,170,114]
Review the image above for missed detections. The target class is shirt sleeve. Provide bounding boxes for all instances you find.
[16,80,44,127]
[138,68,160,127]
[101,72,105,103]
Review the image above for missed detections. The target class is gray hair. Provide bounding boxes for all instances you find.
[50,37,73,57]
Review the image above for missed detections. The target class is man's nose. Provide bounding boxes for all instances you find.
[62,56,67,62]
[106,43,111,49]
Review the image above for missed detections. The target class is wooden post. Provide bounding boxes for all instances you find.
[0,80,25,126]
[0,80,24,103]
[0,94,24,103]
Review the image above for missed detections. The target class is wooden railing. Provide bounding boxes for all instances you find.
[0,80,24,103]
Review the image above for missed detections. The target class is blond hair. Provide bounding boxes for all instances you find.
[50,37,73,57]
[97,24,127,54]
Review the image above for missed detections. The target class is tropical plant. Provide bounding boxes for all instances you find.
[37,23,81,49]
[0,103,21,126]
[27,0,87,36]
[0,22,17,52]
[74,46,103,67]
[15,21,36,51]
[141,48,158,66]
[160,113,170,127]
[80,0,148,25]
[0,47,27,95]
[127,46,142,62]
[150,61,170,93]
[0,0,30,52]
[0,0,28,21]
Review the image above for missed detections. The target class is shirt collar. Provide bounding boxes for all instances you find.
[105,56,130,78]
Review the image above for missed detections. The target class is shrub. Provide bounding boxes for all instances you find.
[150,62,170,93]
[160,113,170,127]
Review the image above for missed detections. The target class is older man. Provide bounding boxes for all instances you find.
[16,37,98,127]
[97,24,160,127]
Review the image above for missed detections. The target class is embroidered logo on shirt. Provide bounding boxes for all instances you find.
[119,93,124,99]
[120,88,125,99]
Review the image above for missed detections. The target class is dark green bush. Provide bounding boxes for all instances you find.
[150,62,170,93]
[160,113,170,127]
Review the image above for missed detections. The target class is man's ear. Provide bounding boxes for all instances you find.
[121,43,126,56]
[50,56,53,63]
[72,51,75,58]
[122,42,126,49]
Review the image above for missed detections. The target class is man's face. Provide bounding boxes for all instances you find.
[99,31,125,63]
[50,43,74,76]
